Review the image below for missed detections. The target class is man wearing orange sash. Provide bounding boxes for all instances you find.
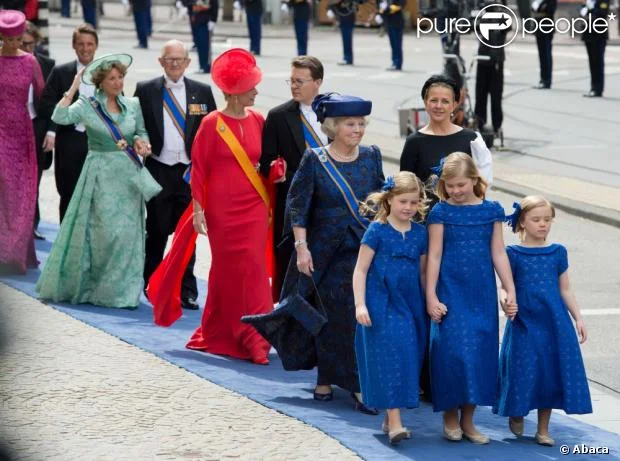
[148,48,273,365]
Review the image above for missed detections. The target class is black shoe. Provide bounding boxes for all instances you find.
[351,392,379,415]
[181,297,199,310]
[33,229,46,240]
[583,90,602,98]
[313,388,333,401]
[533,83,550,89]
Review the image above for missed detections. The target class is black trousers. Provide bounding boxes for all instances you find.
[474,61,504,132]
[535,31,554,87]
[585,39,606,95]
[54,131,88,223]
[143,159,198,300]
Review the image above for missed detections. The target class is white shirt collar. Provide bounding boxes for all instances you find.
[300,103,314,114]
[165,74,185,89]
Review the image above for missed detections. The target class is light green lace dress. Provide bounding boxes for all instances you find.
[36,91,157,308]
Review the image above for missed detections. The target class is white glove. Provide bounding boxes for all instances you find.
[175,0,183,8]
[530,0,540,11]
[233,0,241,10]
[379,1,388,11]
[281,3,289,12]
[374,13,383,25]
[208,20,215,31]
[326,9,335,19]
[585,0,595,9]
[580,5,588,15]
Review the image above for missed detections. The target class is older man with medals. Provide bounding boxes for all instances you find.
[135,40,216,310]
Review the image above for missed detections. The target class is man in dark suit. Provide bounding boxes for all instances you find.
[21,21,55,239]
[581,0,609,97]
[259,56,326,297]
[39,23,98,223]
[135,39,217,310]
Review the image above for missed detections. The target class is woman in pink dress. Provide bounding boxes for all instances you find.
[0,10,45,274]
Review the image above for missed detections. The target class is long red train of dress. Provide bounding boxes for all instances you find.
[149,109,273,364]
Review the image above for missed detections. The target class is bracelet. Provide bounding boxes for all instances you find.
[294,239,307,248]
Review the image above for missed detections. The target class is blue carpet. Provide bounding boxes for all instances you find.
[2,221,620,461]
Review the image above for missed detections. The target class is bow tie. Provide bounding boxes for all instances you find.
[166,81,184,90]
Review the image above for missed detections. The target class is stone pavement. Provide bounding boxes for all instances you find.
[0,286,360,461]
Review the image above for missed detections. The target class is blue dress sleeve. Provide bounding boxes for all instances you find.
[421,227,428,255]
[286,149,315,228]
[491,200,506,222]
[557,244,569,275]
[370,144,385,189]
[361,221,382,251]
[426,202,445,225]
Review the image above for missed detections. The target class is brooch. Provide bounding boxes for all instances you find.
[318,152,327,163]
[219,124,226,132]
[116,139,128,150]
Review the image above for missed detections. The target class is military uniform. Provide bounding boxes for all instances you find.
[377,0,405,70]
[283,0,311,56]
[581,0,609,97]
[531,0,557,88]
[328,0,361,65]
[242,0,263,55]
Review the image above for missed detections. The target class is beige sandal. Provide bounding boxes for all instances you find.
[509,417,524,436]
[388,427,410,445]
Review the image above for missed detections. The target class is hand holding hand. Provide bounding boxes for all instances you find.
[296,246,314,276]
[356,305,372,327]
[133,138,152,157]
[427,298,448,323]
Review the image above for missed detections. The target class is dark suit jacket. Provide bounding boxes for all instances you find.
[134,75,217,159]
[33,52,56,170]
[39,60,79,136]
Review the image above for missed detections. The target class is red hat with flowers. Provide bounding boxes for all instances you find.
[211,48,262,95]
[0,10,26,37]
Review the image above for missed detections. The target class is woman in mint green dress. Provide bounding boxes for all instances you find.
[36,54,161,308]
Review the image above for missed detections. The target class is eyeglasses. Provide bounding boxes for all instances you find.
[285,78,314,87]
[162,57,187,65]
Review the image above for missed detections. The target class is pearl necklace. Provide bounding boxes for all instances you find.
[328,147,359,163]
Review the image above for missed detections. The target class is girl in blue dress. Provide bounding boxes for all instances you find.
[426,152,516,444]
[495,196,592,447]
[353,171,429,445]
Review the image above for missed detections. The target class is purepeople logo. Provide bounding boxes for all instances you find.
[417,4,617,49]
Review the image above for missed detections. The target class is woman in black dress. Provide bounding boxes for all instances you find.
[399,74,478,402]
[400,74,477,189]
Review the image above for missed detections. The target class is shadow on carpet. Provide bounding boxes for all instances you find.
[1,221,619,461]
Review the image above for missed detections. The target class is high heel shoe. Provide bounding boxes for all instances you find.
[382,420,412,439]
[313,388,333,401]
[351,393,379,415]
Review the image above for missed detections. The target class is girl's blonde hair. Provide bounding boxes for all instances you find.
[513,195,556,240]
[435,152,488,201]
[361,171,428,223]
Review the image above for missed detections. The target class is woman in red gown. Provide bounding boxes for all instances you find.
[149,49,272,364]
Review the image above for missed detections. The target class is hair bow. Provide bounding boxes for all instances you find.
[382,176,395,191]
[430,157,446,177]
[504,202,522,232]
[311,92,337,123]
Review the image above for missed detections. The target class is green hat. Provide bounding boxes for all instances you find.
[82,53,133,85]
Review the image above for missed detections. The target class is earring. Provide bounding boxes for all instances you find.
[450,112,454,117]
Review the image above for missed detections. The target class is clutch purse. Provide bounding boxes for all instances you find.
[130,167,163,202]
[268,157,287,183]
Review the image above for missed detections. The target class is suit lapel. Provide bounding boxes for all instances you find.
[284,100,305,156]
[153,76,165,140]
[70,61,79,103]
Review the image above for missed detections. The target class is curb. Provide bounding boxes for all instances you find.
[382,156,620,229]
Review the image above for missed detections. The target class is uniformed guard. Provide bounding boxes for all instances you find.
[282,0,311,56]
[531,0,557,89]
[581,0,609,97]
[239,0,263,55]
[327,0,364,65]
[474,1,508,138]
[375,0,405,71]
[183,0,219,73]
